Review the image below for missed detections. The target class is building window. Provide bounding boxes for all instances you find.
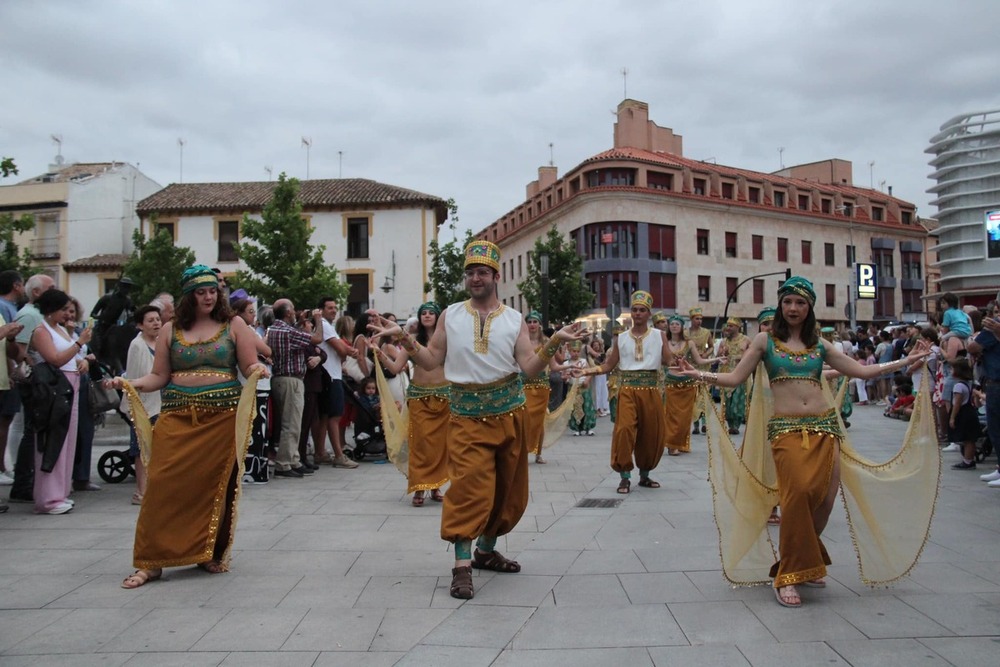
[871,206,884,222]
[586,222,638,260]
[873,248,894,278]
[748,187,761,204]
[649,272,677,309]
[902,289,922,313]
[502,263,506,282]
[847,244,856,267]
[875,286,895,319]
[153,221,176,243]
[726,277,738,303]
[901,251,922,280]
[752,234,763,260]
[841,203,854,217]
[821,198,832,214]
[824,243,835,266]
[647,171,674,190]
[753,278,764,304]
[773,191,786,207]
[722,182,735,199]
[801,240,812,264]
[798,194,810,211]
[698,275,710,302]
[586,168,636,187]
[693,178,707,195]
[517,255,522,278]
[697,229,709,255]
[725,232,737,258]
[216,220,239,262]
[826,284,835,308]
[344,273,370,318]
[901,211,912,225]
[347,217,369,259]
[647,225,676,261]
[777,237,788,262]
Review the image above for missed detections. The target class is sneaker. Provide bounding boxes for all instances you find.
[38,501,73,515]
[980,470,1000,482]
[0,473,12,486]
[586,430,595,436]
[292,466,314,476]
[274,468,303,478]
[988,478,1000,488]
[332,456,359,469]
[951,460,977,470]
[941,443,961,452]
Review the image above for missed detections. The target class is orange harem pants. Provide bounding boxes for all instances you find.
[611,386,666,473]
[663,382,697,453]
[406,395,451,494]
[523,384,550,456]
[134,408,241,569]
[440,408,529,543]
[768,431,837,588]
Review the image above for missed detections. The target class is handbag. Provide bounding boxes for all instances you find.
[88,363,120,415]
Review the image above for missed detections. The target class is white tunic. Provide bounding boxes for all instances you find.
[444,301,521,384]
[617,329,664,371]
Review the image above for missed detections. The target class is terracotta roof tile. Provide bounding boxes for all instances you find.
[136,178,448,222]
[19,162,123,184]
[63,253,129,272]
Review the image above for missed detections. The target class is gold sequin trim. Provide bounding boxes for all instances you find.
[464,300,506,354]
[629,329,650,361]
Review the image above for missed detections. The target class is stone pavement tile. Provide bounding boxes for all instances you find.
[119,570,232,609]
[520,530,598,552]
[900,593,1000,636]
[47,573,184,609]
[0,653,133,666]
[493,646,654,666]
[521,502,556,517]
[229,548,360,576]
[744,598,866,642]
[0,549,117,576]
[824,596,953,639]
[280,608,384,651]
[189,608,307,651]
[668,601,773,644]
[429,574,486,609]
[419,604,534,648]
[368,607,453,651]
[824,565,933,596]
[510,516,540,533]
[278,573,369,609]
[619,572,706,604]
[918,636,1000,666]
[543,480,594,493]
[513,604,686,649]
[684,571,771,602]
[227,528,288,551]
[661,510,716,529]
[0,609,71,652]
[216,652,319,666]
[3,608,144,656]
[736,640,850,666]
[0,574,90,609]
[551,574,630,607]
[313,652,405,666]
[903,563,1000,594]
[648,644,751,666]
[593,512,674,544]
[379,514,445,534]
[635,545,724,573]
[125,653,229,666]
[354,575,440,608]
[0,528,122,550]
[513,549,582,576]
[98,607,228,652]
[390,645,501,667]
[954,560,1000,585]
[201,574,303,608]
[827,637,952,666]
[347,550,453,577]
[566,549,646,575]
[467,574,560,607]
[265,513,384,533]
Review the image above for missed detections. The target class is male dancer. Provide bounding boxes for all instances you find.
[368,240,586,599]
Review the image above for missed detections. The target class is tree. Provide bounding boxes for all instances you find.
[235,172,347,308]
[517,225,593,325]
[121,221,196,305]
[424,198,473,306]
[0,156,39,275]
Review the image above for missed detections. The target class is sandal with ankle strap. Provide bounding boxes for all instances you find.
[121,569,161,589]
[617,479,631,494]
[472,549,521,573]
[450,565,474,599]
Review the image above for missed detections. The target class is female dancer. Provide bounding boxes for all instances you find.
[111,266,266,588]
[677,277,929,607]
[523,311,562,463]
[376,302,450,505]
[663,315,720,455]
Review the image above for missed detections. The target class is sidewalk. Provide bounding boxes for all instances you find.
[1,403,998,666]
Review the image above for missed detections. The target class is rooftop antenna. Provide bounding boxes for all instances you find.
[620,67,629,98]
[868,160,875,188]
[778,146,785,170]
[177,138,185,183]
[264,165,273,181]
[879,179,886,192]
[51,134,64,165]
[301,137,312,179]
[548,142,554,167]
[338,150,343,178]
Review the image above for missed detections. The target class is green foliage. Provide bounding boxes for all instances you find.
[517,225,593,325]
[121,220,196,305]
[423,198,472,307]
[0,156,39,274]
[234,172,347,308]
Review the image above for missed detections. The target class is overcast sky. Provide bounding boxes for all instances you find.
[3,0,998,239]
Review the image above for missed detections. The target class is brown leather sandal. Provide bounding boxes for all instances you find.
[617,479,631,494]
[121,569,162,589]
[637,478,661,488]
[471,549,521,573]
[430,489,444,502]
[450,565,474,599]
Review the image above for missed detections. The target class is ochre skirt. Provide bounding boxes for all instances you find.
[523,384,550,455]
[406,395,450,493]
[664,382,697,452]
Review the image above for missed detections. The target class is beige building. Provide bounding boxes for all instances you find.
[135,178,448,317]
[480,99,928,331]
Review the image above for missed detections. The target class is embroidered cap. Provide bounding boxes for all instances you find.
[688,307,703,317]
[757,307,776,324]
[180,264,219,295]
[464,240,501,272]
[778,276,816,306]
[726,317,742,328]
[652,312,666,324]
[525,310,542,322]
[668,315,685,326]
[418,302,441,316]
[631,290,654,309]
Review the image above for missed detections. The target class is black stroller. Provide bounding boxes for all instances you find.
[344,387,388,462]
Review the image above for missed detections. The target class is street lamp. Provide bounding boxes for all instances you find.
[380,250,396,293]
[539,253,550,329]
[720,268,792,336]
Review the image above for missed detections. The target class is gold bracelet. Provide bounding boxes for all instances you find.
[538,340,560,362]
[399,333,418,355]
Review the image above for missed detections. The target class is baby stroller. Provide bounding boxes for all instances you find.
[344,389,388,462]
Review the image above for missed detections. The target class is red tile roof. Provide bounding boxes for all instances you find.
[63,253,129,272]
[19,163,123,185]
[136,178,448,223]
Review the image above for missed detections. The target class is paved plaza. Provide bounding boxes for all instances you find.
[1,401,998,666]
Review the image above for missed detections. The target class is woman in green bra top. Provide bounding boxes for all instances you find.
[111,265,268,590]
[677,276,929,608]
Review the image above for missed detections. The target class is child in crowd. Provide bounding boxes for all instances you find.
[356,376,382,425]
[883,378,915,420]
[948,358,983,470]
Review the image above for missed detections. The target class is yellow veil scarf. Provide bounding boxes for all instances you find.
[705,368,940,587]
[542,378,581,449]
[374,356,410,477]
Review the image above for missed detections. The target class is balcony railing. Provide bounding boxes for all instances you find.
[30,236,60,259]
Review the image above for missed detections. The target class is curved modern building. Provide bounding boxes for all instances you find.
[926,109,1000,306]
